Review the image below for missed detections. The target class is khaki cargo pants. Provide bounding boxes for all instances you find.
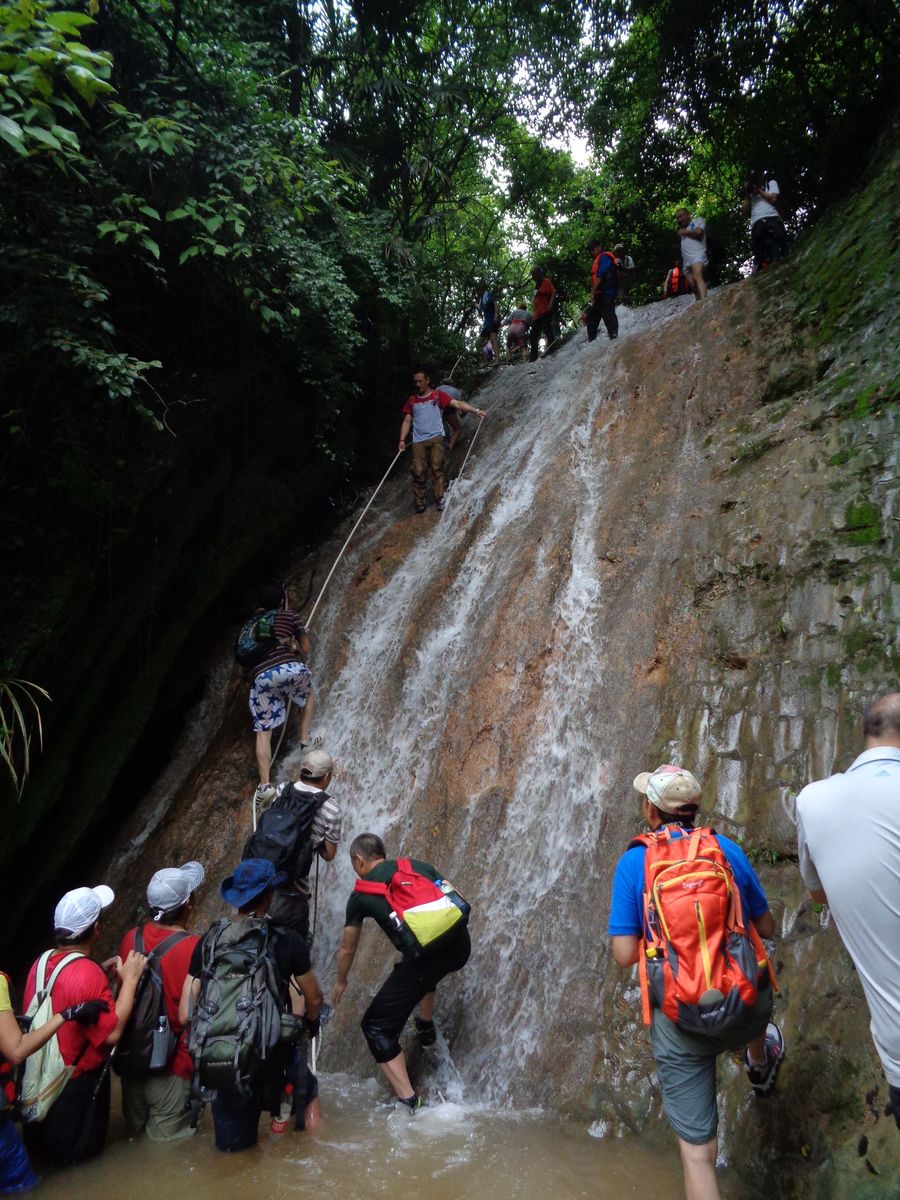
[410,435,445,508]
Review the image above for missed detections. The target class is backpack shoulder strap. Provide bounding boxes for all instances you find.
[395,857,413,873]
[134,927,144,955]
[354,878,389,896]
[626,832,654,852]
[150,930,190,961]
[43,951,85,995]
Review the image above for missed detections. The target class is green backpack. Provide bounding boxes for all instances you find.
[188,918,300,1100]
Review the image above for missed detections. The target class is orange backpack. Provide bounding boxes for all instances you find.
[629,826,776,1036]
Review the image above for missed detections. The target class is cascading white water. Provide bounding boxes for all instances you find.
[276,298,706,1106]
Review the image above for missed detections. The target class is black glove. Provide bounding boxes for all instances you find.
[60,999,110,1026]
[303,1016,320,1040]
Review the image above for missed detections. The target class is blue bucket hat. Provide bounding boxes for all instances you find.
[220,859,287,909]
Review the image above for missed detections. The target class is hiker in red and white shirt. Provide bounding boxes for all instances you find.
[117,861,205,1141]
[398,371,485,515]
[22,884,146,1166]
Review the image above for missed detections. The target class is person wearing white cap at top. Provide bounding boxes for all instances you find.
[22,884,146,1165]
[608,765,782,1200]
[116,861,205,1141]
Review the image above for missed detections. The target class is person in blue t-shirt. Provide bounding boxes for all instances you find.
[608,764,785,1200]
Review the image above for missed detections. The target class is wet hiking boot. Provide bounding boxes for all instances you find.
[398,1093,423,1112]
[744,1022,785,1095]
[415,503,426,514]
[299,734,323,754]
[414,1017,437,1048]
[435,499,445,513]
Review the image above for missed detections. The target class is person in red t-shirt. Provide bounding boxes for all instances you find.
[22,884,146,1166]
[398,371,485,514]
[528,267,557,362]
[117,861,205,1141]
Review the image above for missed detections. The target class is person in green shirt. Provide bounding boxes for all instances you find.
[331,833,471,1110]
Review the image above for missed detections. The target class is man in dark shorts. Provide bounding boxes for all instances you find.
[331,833,471,1110]
[399,371,485,514]
[528,267,556,361]
[180,859,323,1152]
[609,765,783,1200]
[248,580,318,804]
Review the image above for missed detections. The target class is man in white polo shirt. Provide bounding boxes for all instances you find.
[795,692,900,1131]
[675,208,707,302]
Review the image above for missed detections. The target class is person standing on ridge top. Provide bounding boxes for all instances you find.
[528,266,556,361]
[795,692,900,1133]
[502,302,531,362]
[248,580,320,808]
[477,284,500,367]
[585,240,619,342]
[399,370,485,515]
[331,833,471,1111]
[675,207,708,301]
[663,256,693,299]
[614,243,635,304]
[609,765,784,1200]
[741,173,789,272]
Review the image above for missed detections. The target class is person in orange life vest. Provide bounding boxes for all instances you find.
[398,371,485,515]
[0,967,109,1193]
[585,240,618,342]
[663,257,693,299]
[609,766,783,1200]
[331,833,471,1111]
[22,885,146,1166]
[528,267,556,362]
[117,861,205,1141]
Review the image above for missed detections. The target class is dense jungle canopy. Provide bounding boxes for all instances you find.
[0,0,897,886]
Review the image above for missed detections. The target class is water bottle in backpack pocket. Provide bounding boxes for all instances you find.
[114,928,188,1078]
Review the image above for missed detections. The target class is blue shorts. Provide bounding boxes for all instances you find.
[249,662,311,732]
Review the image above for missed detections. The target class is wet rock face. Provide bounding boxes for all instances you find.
[98,140,898,1197]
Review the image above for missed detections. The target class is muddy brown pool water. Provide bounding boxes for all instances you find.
[34,1073,758,1199]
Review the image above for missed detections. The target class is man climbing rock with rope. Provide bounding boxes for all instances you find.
[244,581,320,806]
[399,371,486,515]
[246,749,342,944]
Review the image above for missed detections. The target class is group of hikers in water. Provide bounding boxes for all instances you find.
[4,580,896,1200]
[2,174,866,1200]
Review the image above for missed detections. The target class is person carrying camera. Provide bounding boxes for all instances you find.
[741,174,789,271]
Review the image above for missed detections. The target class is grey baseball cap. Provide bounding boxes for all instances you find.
[146,861,205,919]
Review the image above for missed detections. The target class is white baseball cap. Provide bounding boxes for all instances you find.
[54,885,115,938]
[146,861,205,920]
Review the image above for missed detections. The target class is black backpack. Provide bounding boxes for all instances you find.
[188,917,299,1099]
[242,786,327,881]
[113,927,189,1078]
[234,609,278,668]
